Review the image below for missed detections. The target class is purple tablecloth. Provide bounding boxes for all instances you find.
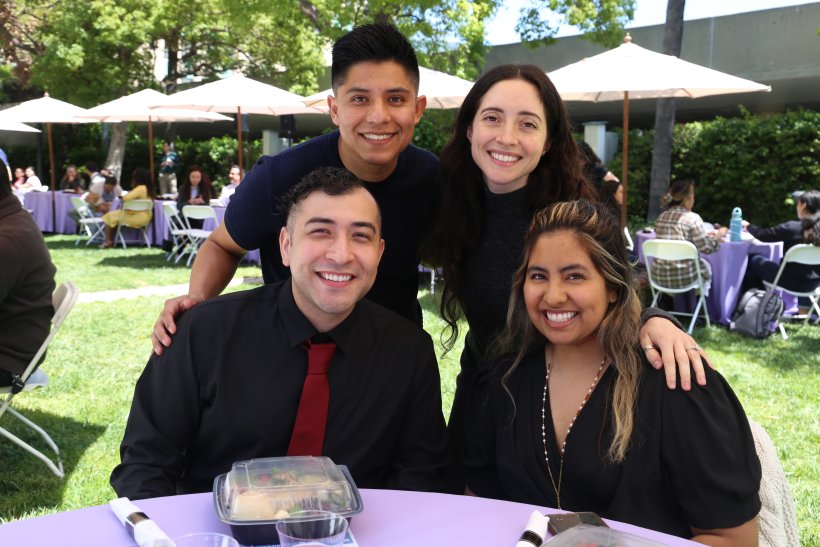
[23,190,79,234]
[211,205,261,265]
[636,230,795,324]
[0,489,696,546]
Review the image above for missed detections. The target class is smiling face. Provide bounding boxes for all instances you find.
[329,61,426,182]
[524,231,615,349]
[467,79,549,194]
[279,187,385,332]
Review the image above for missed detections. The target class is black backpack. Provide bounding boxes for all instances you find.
[730,289,785,339]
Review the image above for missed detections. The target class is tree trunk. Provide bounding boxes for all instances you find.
[104,123,128,184]
[648,0,685,221]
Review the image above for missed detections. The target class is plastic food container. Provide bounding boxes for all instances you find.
[545,524,670,546]
[213,456,363,545]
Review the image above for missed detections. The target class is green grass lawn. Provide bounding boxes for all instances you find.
[1,238,818,545]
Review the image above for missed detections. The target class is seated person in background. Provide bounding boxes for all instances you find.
[59,164,84,193]
[177,165,215,228]
[0,166,56,387]
[70,174,122,225]
[18,166,43,191]
[12,167,26,189]
[652,179,728,288]
[577,141,619,188]
[464,200,760,543]
[99,169,155,249]
[110,167,449,500]
[85,161,106,190]
[742,189,820,297]
[217,164,242,206]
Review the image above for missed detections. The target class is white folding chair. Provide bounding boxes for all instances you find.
[162,202,192,262]
[643,239,711,334]
[418,265,437,294]
[181,205,217,267]
[114,199,154,249]
[762,244,820,340]
[0,281,79,478]
[70,196,105,246]
[624,227,635,252]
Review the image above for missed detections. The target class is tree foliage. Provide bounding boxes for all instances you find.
[517,0,636,49]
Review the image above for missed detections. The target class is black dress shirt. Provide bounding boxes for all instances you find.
[111,280,449,500]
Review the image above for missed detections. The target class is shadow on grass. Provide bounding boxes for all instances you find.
[97,254,186,270]
[0,410,106,520]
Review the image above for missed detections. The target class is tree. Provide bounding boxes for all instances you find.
[647,0,685,221]
[517,0,636,49]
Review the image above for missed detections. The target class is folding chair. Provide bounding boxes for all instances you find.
[762,243,820,340]
[70,196,105,246]
[181,205,218,267]
[418,265,437,294]
[0,281,79,478]
[114,199,154,249]
[643,239,711,334]
[162,202,192,262]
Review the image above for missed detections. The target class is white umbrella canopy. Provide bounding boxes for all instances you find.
[303,66,476,111]
[548,34,771,224]
[82,89,232,181]
[0,118,41,132]
[151,74,321,169]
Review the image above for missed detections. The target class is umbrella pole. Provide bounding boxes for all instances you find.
[621,92,629,228]
[48,122,56,230]
[149,117,155,189]
[237,107,243,172]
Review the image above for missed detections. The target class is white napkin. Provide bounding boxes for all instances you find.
[516,510,550,546]
[110,497,175,547]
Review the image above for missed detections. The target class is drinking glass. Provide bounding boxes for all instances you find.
[171,532,239,547]
[275,510,349,546]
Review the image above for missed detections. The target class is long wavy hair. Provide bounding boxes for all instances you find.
[423,64,596,349]
[798,190,820,245]
[179,165,213,203]
[497,200,643,462]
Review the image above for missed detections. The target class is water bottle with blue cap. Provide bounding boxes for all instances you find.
[730,207,743,242]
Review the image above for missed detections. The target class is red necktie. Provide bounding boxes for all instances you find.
[287,339,337,456]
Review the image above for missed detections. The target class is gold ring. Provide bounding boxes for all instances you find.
[642,344,656,352]
[686,344,702,352]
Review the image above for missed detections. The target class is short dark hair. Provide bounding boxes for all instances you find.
[331,23,419,92]
[280,167,380,232]
[86,161,99,172]
[103,175,117,187]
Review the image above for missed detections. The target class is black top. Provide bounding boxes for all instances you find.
[225,131,439,323]
[110,280,450,500]
[463,345,761,539]
[0,195,56,376]
[748,220,820,286]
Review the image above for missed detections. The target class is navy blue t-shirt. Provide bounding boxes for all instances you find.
[225,131,439,323]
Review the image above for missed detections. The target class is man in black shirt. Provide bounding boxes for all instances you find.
[111,168,449,499]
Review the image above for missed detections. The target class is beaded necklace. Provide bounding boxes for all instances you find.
[540,355,606,509]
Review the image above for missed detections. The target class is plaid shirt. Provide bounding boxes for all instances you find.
[651,207,719,288]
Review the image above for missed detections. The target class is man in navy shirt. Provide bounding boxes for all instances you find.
[152,23,436,353]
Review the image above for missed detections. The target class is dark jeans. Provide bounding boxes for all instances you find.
[744,254,817,306]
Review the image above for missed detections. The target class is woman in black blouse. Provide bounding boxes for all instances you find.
[464,200,761,543]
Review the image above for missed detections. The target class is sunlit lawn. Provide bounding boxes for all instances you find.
[0,237,817,545]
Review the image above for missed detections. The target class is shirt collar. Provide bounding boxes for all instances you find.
[277,279,362,354]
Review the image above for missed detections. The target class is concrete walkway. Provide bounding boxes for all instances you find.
[76,278,260,304]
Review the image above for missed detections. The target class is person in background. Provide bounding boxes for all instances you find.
[19,166,43,190]
[111,167,449,500]
[217,165,242,206]
[0,163,56,387]
[742,189,820,300]
[59,164,84,193]
[12,167,26,189]
[158,141,180,196]
[464,200,760,543]
[577,141,619,188]
[651,179,728,289]
[99,169,155,249]
[177,165,215,228]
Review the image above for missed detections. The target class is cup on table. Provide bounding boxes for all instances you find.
[275,510,349,546]
[171,532,239,547]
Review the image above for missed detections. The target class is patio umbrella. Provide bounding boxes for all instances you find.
[302,66,476,111]
[0,118,41,133]
[150,74,321,170]
[0,94,93,227]
[548,34,770,225]
[81,89,231,183]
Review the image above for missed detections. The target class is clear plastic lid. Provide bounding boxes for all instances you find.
[214,456,361,523]
[545,524,671,546]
